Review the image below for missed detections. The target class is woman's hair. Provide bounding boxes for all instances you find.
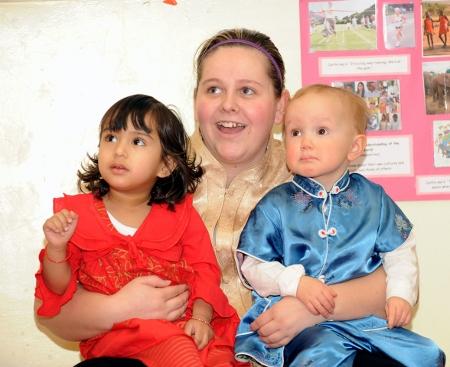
[357,81,365,97]
[291,84,368,134]
[194,28,285,97]
[77,94,203,210]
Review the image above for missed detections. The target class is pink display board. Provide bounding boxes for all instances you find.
[299,0,450,201]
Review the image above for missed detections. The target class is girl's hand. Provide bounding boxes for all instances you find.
[297,276,337,318]
[184,317,214,349]
[43,209,78,249]
[385,296,412,329]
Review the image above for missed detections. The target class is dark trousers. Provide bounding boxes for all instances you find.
[74,351,405,367]
[74,357,146,367]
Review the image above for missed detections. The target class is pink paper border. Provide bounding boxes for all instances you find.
[299,0,450,201]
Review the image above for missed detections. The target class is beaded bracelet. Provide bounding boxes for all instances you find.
[44,248,71,264]
[190,316,212,327]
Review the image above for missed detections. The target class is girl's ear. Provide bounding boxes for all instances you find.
[157,157,176,178]
[348,134,367,162]
[274,89,290,125]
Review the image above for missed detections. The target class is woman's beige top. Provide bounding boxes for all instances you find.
[191,130,291,316]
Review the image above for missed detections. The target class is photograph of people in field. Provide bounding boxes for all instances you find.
[383,3,416,49]
[333,79,401,131]
[308,0,376,51]
[422,1,450,56]
[423,61,450,114]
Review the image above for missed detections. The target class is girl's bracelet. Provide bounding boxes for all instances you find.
[190,316,212,328]
[44,248,71,264]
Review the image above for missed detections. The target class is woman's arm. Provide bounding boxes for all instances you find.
[331,266,386,319]
[35,287,117,341]
[251,267,386,348]
[35,275,189,341]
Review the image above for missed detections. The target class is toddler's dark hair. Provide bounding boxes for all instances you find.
[77,94,203,210]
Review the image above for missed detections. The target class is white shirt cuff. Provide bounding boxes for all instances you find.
[240,256,304,297]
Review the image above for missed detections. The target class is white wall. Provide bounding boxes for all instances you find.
[0,1,447,366]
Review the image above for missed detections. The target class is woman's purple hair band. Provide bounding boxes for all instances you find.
[206,39,283,85]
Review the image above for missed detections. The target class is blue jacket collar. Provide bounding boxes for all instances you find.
[291,171,350,199]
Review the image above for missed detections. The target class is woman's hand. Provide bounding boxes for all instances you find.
[112,275,189,321]
[251,296,323,348]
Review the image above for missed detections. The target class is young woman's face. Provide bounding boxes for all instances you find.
[194,46,285,171]
[98,117,168,195]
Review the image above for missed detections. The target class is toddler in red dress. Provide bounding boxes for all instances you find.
[35,94,245,367]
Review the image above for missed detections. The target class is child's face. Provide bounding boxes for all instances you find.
[284,92,366,191]
[98,117,168,195]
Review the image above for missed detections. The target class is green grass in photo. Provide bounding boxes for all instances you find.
[310,24,376,51]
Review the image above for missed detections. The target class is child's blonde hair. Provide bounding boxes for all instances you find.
[290,84,369,134]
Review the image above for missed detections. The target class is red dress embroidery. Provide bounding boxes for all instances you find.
[35,193,241,365]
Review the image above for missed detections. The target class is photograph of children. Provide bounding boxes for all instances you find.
[308,0,376,52]
[333,79,401,131]
[423,61,450,114]
[383,3,416,49]
[433,120,450,167]
[422,1,450,56]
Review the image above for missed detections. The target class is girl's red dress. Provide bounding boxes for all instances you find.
[439,15,449,35]
[424,17,434,34]
[35,193,241,366]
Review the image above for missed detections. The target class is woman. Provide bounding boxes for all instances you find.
[356,81,366,98]
[36,28,396,366]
